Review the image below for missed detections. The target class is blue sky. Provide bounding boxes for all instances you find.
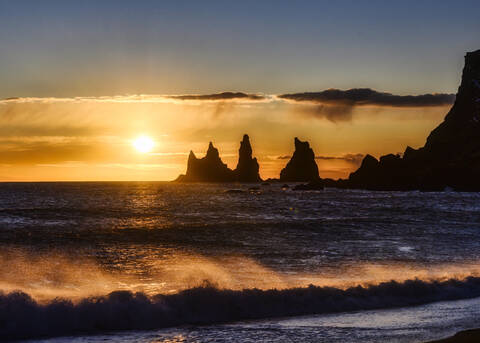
[0,0,479,98]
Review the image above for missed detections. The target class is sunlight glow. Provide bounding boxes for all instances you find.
[133,136,155,153]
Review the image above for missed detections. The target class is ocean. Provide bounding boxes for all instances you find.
[1,182,480,342]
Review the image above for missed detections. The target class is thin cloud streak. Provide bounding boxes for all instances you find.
[277,154,365,165]
[0,92,269,105]
[167,92,266,101]
[316,153,365,165]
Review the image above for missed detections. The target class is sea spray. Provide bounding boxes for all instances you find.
[2,276,480,340]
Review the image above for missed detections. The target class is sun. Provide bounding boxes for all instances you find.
[133,135,155,153]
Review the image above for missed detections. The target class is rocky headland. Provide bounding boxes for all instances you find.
[176,49,480,191]
[337,49,480,191]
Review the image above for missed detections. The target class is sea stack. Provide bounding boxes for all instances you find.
[280,137,320,182]
[346,49,480,191]
[234,134,261,182]
[175,142,235,182]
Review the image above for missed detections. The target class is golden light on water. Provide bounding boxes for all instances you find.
[133,135,155,153]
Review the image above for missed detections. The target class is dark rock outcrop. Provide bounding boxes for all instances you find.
[175,49,480,190]
[280,138,321,182]
[175,142,235,182]
[293,180,324,191]
[176,134,262,182]
[234,134,261,182]
[224,189,244,194]
[343,49,480,191]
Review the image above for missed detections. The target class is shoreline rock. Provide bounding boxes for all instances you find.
[175,49,480,191]
[234,134,261,182]
[176,134,262,183]
[280,138,321,182]
[293,180,324,191]
[175,142,235,182]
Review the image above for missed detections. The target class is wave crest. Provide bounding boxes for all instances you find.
[2,277,480,340]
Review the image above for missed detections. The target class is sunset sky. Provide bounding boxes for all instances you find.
[1,0,479,181]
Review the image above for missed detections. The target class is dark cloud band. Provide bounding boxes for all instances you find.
[315,153,364,164]
[278,154,364,165]
[167,92,265,101]
[2,89,453,107]
[278,88,455,107]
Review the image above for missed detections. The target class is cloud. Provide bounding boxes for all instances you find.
[277,153,364,165]
[1,89,454,109]
[0,92,267,104]
[278,88,454,122]
[0,140,98,164]
[278,88,455,107]
[166,92,266,101]
[315,153,365,165]
[301,104,355,122]
[0,125,100,137]
[0,88,453,123]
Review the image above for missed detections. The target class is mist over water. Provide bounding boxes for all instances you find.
[2,182,480,341]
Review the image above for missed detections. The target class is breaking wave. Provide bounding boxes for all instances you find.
[3,277,480,340]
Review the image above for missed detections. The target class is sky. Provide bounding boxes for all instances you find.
[0,0,479,181]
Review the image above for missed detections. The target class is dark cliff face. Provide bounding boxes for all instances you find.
[280,138,320,182]
[346,49,480,191]
[175,50,480,188]
[424,49,480,160]
[234,134,261,182]
[176,142,235,182]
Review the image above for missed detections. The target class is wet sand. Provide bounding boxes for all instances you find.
[426,329,480,343]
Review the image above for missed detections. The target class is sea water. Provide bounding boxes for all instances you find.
[1,182,480,342]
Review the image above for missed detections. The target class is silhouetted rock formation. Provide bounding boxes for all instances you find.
[175,142,235,182]
[280,138,321,182]
[176,135,262,182]
[234,135,261,182]
[343,49,480,191]
[176,49,480,190]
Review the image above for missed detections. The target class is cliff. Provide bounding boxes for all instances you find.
[345,49,480,191]
[174,49,480,189]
